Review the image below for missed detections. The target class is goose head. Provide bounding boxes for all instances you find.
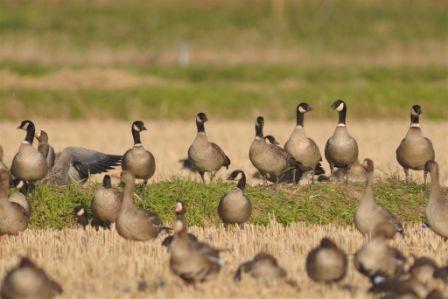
[362,158,374,173]
[264,135,279,145]
[255,116,264,138]
[196,112,208,124]
[35,130,49,143]
[297,102,312,114]
[132,120,147,132]
[18,120,36,144]
[227,169,246,190]
[331,100,347,125]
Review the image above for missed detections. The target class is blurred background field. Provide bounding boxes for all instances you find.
[0,0,447,120]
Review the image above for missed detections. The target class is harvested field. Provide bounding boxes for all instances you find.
[0,120,446,185]
[0,223,446,299]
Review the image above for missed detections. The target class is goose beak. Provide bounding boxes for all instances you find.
[141,125,148,131]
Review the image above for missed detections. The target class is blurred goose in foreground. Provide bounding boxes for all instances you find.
[285,103,324,183]
[409,256,439,285]
[169,201,223,285]
[354,227,408,284]
[433,263,448,284]
[0,257,62,299]
[324,100,358,181]
[162,201,197,248]
[122,120,156,187]
[36,130,55,170]
[249,116,298,185]
[396,105,435,184]
[425,161,447,240]
[188,113,230,183]
[11,120,48,188]
[355,159,404,238]
[116,171,167,241]
[0,170,28,237]
[370,276,431,299]
[46,146,122,186]
[218,170,251,228]
[234,252,297,287]
[306,237,348,283]
[91,175,122,225]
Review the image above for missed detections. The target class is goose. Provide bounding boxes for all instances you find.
[218,170,252,228]
[169,201,223,285]
[11,120,48,188]
[355,159,404,238]
[324,100,358,181]
[36,130,55,170]
[285,103,324,183]
[409,256,439,285]
[0,169,28,237]
[46,147,122,186]
[249,116,298,185]
[306,237,348,283]
[396,105,435,184]
[116,171,166,241]
[354,232,407,283]
[425,161,447,240]
[188,113,230,183]
[8,180,31,218]
[234,252,297,287]
[0,257,62,299]
[122,120,156,187]
[73,204,90,229]
[370,277,430,299]
[91,175,122,225]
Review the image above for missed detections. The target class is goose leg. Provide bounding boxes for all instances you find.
[261,173,267,186]
[404,168,409,184]
[238,223,244,230]
[423,170,428,185]
[292,169,297,185]
[210,171,216,183]
[143,179,148,189]
[311,170,316,184]
[329,163,334,175]
[344,167,349,184]
[199,171,205,184]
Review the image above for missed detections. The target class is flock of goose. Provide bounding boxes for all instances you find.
[0,100,446,299]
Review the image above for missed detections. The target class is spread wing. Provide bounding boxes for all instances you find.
[60,147,122,175]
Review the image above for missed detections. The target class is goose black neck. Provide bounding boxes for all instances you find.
[196,121,205,133]
[410,114,420,125]
[338,107,347,125]
[103,177,112,189]
[255,124,263,138]
[25,124,35,144]
[132,129,142,145]
[237,172,246,190]
[296,111,305,127]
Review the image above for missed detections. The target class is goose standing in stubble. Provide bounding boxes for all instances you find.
[116,171,166,241]
[355,159,404,238]
[0,170,28,237]
[11,120,48,189]
[306,237,348,283]
[396,105,435,184]
[169,201,223,285]
[1,257,62,299]
[122,120,156,187]
[285,103,324,183]
[218,170,252,228]
[249,116,297,185]
[424,161,447,240]
[325,100,358,181]
[91,174,122,225]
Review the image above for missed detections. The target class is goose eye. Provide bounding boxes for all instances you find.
[298,106,307,113]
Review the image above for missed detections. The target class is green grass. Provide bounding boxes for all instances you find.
[26,178,436,229]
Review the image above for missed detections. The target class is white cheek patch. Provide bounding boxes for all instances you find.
[196,116,202,123]
[175,203,183,213]
[16,181,25,189]
[298,106,307,113]
[22,123,29,130]
[411,108,419,116]
[132,124,139,131]
[76,208,85,216]
[336,102,344,111]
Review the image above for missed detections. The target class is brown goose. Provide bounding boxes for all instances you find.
[218,170,251,228]
[396,105,435,184]
[188,113,230,183]
[355,159,404,238]
[91,174,122,224]
[285,103,323,183]
[11,120,48,188]
[249,116,297,185]
[425,161,447,240]
[0,257,62,299]
[354,232,407,283]
[324,100,358,181]
[36,130,56,170]
[116,171,166,241]
[122,120,156,187]
[234,252,297,287]
[169,201,222,285]
[409,256,439,285]
[306,237,348,283]
[0,170,28,237]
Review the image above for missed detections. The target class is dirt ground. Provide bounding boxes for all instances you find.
[0,223,446,299]
[0,120,446,185]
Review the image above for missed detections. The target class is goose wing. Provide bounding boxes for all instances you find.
[210,143,231,168]
[61,147,122,175]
